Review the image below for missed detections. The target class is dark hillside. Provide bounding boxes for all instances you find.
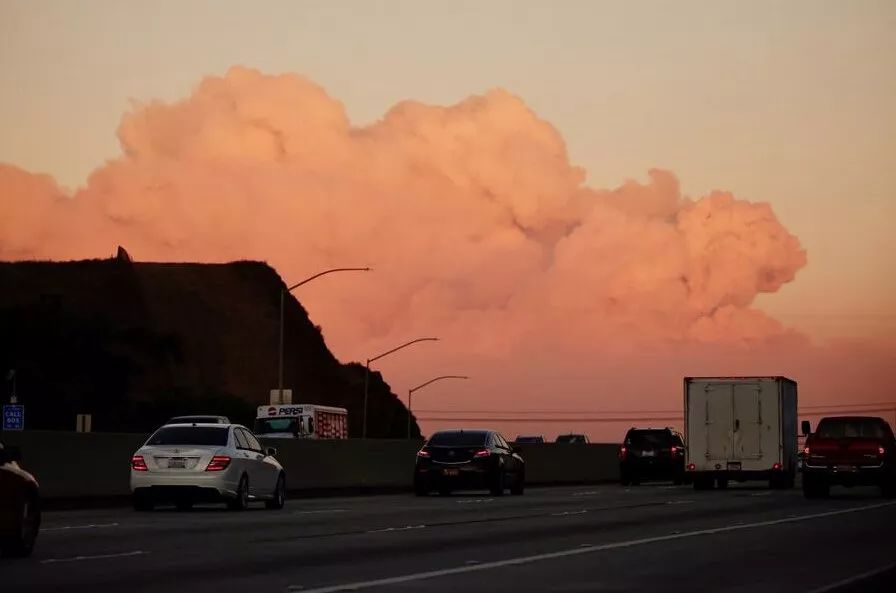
[0,255,418,437]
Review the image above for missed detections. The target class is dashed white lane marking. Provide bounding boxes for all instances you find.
[751,491,773,497]
[665,500,694,505]
[43,522,120,532]
[571,491,599,497]
[455,499,494,504]
[552,510,588,517]
[366,525,426,534]
[292,501,896,593]
[805,560,896,593]
[293,509,348,515]
[41,550,148,564]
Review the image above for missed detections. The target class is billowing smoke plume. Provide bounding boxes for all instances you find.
[1,67,892,437]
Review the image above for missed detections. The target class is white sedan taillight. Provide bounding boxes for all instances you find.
[205,455,231,472]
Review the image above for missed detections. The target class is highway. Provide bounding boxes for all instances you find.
[4,483,895,593]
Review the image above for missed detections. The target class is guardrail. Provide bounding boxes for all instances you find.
[0,431,621,499]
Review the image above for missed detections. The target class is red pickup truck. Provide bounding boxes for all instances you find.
[801,416,896,499]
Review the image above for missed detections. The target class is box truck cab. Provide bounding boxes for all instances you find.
[684,377,797,490]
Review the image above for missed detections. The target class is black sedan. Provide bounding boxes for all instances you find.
[0,440,41,557]
[414,430,525,496]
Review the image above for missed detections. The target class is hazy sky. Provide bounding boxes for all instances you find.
[1,0,894,340]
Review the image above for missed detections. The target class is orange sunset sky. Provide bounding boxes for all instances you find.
[1,1,894,439]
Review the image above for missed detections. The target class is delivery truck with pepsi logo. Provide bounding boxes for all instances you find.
[254,404,349,439]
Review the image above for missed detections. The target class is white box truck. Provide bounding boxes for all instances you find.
[254,404,349,439]
[684,376,798,490]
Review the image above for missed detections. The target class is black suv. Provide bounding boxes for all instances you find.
[619,427,685,485]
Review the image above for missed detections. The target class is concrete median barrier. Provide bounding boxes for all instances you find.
[1,431,620,500]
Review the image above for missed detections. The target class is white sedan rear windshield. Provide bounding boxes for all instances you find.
[147,426,229,446]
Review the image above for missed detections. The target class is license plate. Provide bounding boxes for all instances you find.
[727,462,742,471]
[442,469,459,477]
[835,465,855,472]
[168,458,186,469]
[642,450,655,457]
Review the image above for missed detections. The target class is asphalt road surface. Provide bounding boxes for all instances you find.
[4,483,895,593]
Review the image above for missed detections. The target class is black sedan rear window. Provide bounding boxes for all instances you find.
[146,426,229,446]
[427,431,489,447]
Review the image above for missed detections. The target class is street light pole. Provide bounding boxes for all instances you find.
[362,337,439,439]
[278,267,370,401]
[407,375,468,439]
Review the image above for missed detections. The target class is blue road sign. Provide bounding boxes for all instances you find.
[2,404,24,431]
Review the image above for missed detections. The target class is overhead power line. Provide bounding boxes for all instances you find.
[416,401,896,416]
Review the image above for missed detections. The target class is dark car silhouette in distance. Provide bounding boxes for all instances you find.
[414,430,525,496]
[0,440,41,557]
[555,433,590,444]
[514,435,545,444]
[801,416,896,499]
[619,427,686,486]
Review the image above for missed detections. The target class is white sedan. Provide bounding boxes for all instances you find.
[130,423,285,511]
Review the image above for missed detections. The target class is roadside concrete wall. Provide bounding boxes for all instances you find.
[1,431,620,499]
[2,431,147,498]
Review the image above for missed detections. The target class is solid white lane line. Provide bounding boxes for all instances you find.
[41,550,148,564]
[293,509,348,515]
[805,561,896,593]
[294,501,896,593]
[43,522,120,532]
